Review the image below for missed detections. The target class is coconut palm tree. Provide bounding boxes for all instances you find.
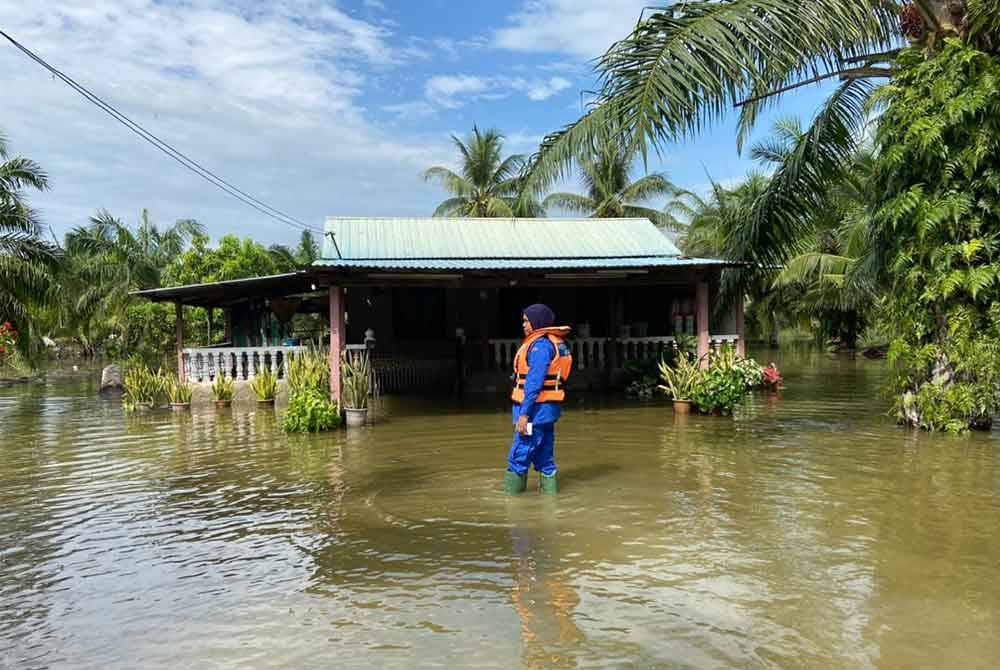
[542,124,681,228]
[520,1,999,271]
[667,173,771,257]
[762,120,880,348]
[0,131,58,335]
[63,209,203,347]
[67,209,203,290]
[424,126,542,217]
[269,230,320,269]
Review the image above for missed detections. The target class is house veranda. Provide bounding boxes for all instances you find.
[135,217,745,400]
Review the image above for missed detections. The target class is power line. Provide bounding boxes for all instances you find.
[0,28,322,234]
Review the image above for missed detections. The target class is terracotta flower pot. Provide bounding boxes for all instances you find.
[344,408,368,427]
[672,400,692,415]
[215,399,232,409]
[256,398,275,406]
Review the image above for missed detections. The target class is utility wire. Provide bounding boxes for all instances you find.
[0,28,322,234]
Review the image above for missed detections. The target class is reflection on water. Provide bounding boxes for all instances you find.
[1,354,998,669]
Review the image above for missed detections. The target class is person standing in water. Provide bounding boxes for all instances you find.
[504,304,573,495]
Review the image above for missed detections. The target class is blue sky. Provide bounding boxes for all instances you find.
[0,0,835,245]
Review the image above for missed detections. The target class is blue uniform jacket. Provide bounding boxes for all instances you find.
[511,337,562,426]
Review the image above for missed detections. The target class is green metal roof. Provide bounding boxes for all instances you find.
[318,217,683,261]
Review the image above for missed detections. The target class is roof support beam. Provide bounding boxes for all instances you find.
[329,286,344,404]
[175,301,185,381]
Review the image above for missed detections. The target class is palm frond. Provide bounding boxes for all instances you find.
[620,173,675,203]
[599,1,899,151]
[423,166,471,196]
[622,205,680,229]
[543,192,596,214]
[491,153,527,188]
[431,197,469,217]
[0,156,49,194]
[522,1,899,200]
[733,77,879,273]
[967,0,1000,49]
[484,197,515,218]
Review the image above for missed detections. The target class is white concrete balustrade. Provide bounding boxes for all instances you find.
[181,346,308,383]
[488,335,742,370]
[489,337,609,371]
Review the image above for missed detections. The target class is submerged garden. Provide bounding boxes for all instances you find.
[3,2,1000,668]
[5,2,1000,431]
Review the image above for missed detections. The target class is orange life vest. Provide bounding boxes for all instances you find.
[511,326,573,404]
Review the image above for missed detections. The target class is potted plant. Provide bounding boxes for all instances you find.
[123,365,162,411]
[212,374,235,408]
[658,354,700,414]
[167,374,193,411]
[341,351,372,427]
[252,367,277,405]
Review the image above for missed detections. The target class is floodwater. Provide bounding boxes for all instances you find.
[1,354,997,669]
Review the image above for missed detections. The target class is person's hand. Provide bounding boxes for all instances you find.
[516,415,529,435]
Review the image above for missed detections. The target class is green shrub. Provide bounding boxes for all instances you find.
[624,356,661,399]
[673,333,697,357]
[251,367,277,401]
[283,387,341,432]
[731,355,764,389]
[689,364,747,415]
[658,346,764,415]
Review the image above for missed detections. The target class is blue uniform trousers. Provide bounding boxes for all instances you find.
[507,423,557,477]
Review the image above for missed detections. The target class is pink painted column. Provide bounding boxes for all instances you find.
[175,301,185,381]
[735,295,746,358]
[329,286,345,402]
[696,282,710,369]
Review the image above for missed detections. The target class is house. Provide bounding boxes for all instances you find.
[135,217,744,398]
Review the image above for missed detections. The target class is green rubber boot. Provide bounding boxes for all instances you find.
[504,471,527,495]
[539,472,559,495]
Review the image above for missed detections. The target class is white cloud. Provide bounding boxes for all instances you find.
[522,76,571,101]
[422,74,572,109]
[362,0,386,10]
[0,0,452,242]
[425,75,493,108]
[494,0,648,59]
[381,100,439,120]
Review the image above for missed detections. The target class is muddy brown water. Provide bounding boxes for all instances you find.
[1,354,998,669]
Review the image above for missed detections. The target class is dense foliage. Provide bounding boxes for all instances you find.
[0,132,58,355]
[284,347,340,433]
[0,158,319,367]
[509,1,1000,430]
[283,388,341,433]
[658,347,767,415]
[875,42,1000,431]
